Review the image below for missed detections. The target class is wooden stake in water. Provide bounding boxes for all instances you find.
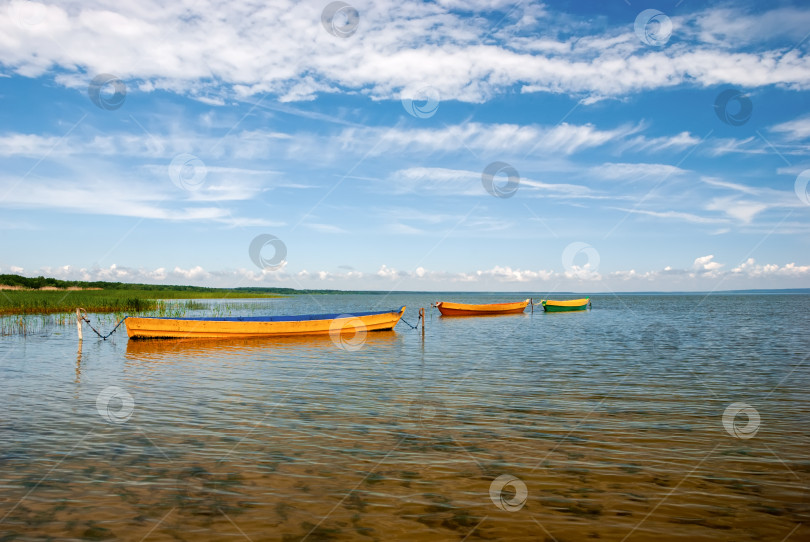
[420,307,425,339]
[76,308,83,341]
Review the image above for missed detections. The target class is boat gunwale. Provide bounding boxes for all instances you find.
[129,307,406,323]
[435,299,530,311]
[435,299,530,316]
[125,307,406,339]
[541,297,590,307]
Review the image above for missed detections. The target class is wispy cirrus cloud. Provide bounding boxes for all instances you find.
[337,122,641,157]
[611,207,728,225]
[0,175,283,227]
[386,166,596,198]
[620,131,702,153]
[592,162,690,182]
[770,115,810,141]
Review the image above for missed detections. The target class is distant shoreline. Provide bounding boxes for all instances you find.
[1,273,808,297]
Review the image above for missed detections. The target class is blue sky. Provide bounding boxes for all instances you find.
[1,0,809,292]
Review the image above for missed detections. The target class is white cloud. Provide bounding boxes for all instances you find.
[770,115,810,141]
[685,7,810,48]
[7,255,810,291]
[389,167,480,196]
[612,208,727,225]
[376,264,399,279]
[701,177,761,196]
[708,136,762,157]
[0,175,282,226]
[594,162,688,182]
[386,166,597,200]
[0,133,64,156]
[474,265,552,282]
[0,121,658,166]
[621,131,701,153]
[0,130,294,161]
[705,197,768,224]
[732,258,810,278]
[172,266,210,281]
[693,254,724,273]
[1,2,808,104]
[385,222,428,235]
[304,223,347,234]
[338,122,637,157]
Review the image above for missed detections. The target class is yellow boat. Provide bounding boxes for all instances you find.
[434,299,530,316]
[125,307,406,339]
[541,298,590,312]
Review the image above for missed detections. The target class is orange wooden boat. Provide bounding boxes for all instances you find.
[434,299,530,316]
[125,307,405,339]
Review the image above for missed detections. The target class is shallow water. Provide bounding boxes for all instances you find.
[1,293,808,541]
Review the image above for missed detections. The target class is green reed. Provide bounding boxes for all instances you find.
[0,289,283,316]
[0,296,285,336]
[0,313,70,337]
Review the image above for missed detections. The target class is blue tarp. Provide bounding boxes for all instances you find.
[137,307,404,323]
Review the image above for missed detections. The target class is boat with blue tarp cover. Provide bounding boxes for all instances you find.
[125,307,406,339]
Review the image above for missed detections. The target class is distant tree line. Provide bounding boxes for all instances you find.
[0,273,388,295]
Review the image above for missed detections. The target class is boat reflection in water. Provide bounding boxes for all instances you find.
[125,330,402,362]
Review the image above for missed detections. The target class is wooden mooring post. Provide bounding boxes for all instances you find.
[76,308,83,341]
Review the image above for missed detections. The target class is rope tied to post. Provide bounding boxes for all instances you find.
[399,310,422,330]
[77,308,128,340]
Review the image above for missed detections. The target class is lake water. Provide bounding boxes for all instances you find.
[1,293,808,541]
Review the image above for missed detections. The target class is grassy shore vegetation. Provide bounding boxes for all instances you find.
[0,274,293,317]
[0,273,389,336]
[0,299,287,336]
[0,289,285,315]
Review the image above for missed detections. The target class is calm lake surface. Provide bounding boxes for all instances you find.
[1,293,808,541]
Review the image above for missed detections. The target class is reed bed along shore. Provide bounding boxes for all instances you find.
[0,289,283,316]
[0,291,287,336]
[1,299,286,337]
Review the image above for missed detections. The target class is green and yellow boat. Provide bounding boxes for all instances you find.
[541,298,591,312]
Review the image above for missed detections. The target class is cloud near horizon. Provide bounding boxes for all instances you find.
[5,255,810,292]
